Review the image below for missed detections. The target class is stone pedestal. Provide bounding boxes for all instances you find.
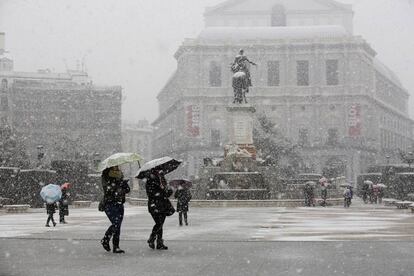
[225,104,257,159]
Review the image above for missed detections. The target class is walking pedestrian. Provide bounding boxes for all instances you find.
[362,180,370,203]
[372,184,379,204]
[45,202,57,227]
[175,184,192,226]
[368,182,374,203]
[377,185,384,204]
[320,183,328,206]
[343,186,352,208]
[58,185,70,224]
[100,166,130,254]
[146,170,174,250]
[303,182,315,207]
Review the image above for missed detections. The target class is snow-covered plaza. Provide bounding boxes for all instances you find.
[1,201,414,275]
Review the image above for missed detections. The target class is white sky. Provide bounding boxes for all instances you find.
[0,0,413,123]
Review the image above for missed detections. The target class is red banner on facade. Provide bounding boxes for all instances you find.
[348,104,361,137]
[186,105,200,137]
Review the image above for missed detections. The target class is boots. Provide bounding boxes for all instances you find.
[156,239,168,250]
[147,234,156,249]
[100,237,111,252]
[113,248,125,254]
[112,236,125,254]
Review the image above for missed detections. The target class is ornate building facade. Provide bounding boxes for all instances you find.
[153,0,414,181]
[0,33,122,169]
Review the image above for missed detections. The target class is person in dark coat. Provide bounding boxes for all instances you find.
[45,202,57,227]
[343,186,352,208]
[175,185,192,226]
[58,188,69,224]
[361,181,369,203]
[377,185,384,204]
[320,183,328,207]
[100,166,130,254]
[367,182,374,203]
[303,183,314,207]
[146,170,173,250]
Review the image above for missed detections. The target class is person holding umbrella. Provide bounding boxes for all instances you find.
[377,183,386,204]
[303,181,315,207]
[136,156,181,250]
[98,152,141,254]
[58,183,70,224]
[40,184,62,227]
[319,177,328,207]
[100,166,130,253]
[45,201,57,227]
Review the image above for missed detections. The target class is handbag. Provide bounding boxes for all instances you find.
[163,198,175,216]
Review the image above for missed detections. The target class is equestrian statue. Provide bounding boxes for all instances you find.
[231,49,257,104]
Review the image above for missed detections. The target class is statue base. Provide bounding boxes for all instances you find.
[226,104,256,145]
[224,144,257,160]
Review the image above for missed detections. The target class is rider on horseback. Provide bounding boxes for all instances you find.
[231,49,257,88]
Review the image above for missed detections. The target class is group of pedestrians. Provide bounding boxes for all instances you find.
[45,184,70,227]
[98,165,192,254]
[303,178,329,207]
[303,178,355,208]
[361,180,384,204]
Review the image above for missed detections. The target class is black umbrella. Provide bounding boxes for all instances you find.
[135,156,182,179]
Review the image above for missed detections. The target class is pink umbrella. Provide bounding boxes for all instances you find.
[60,183,71,190]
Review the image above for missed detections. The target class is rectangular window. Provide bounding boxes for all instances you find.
[296,60,309,86]
[326,59,339,85]
[211,129,221,147]
[327,128,338,145]
[267,61,280,86]
[0,96,8,111]
[209,61,222,87]
[298,128,309,146]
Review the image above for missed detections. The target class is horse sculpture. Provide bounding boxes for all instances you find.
[232,71,249,104]
[230,49,256,104]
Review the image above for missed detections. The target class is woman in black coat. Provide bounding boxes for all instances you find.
[146,170,173,250]
[45,202,57,227]
[100,166,130,254]
[58,189,69,224]
[175,186,192,226]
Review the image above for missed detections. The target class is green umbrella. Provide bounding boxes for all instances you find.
[97,152,142,172]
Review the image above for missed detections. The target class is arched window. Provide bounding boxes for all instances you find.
[271,5,286,26]
[1,79,7,90]
[209,61,222,87]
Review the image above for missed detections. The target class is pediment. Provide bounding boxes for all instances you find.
[205,0,351,15]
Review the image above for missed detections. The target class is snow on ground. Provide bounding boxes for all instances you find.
[1,200,413,241]
[0,207,145,238]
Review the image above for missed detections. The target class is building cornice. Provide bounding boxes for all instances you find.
[204,0,352,16]
[175,38,376,60]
